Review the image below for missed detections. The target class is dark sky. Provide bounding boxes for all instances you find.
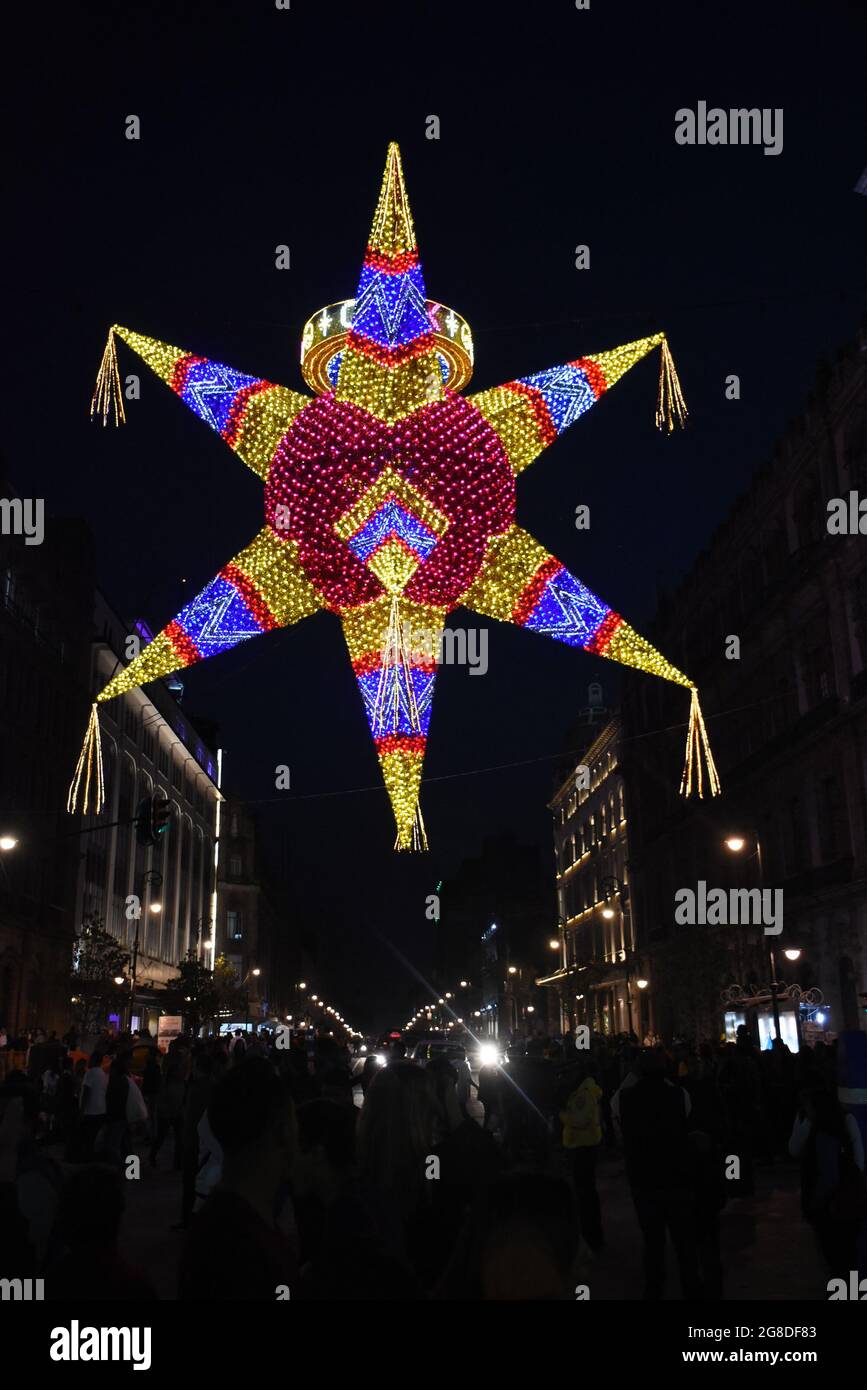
[8,0,866,1032]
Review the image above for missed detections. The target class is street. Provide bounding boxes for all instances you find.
[117,1137,823,1302]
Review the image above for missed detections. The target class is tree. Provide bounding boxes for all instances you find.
[212,953,248,1026]
[661,924,731,1048]
[164,950,219,1035]
[70,916,130,1037]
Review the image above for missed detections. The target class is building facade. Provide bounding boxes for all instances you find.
[541,714,649,1040]
[0,492,95,1034]
[622,328,867,1044]
[434,834,554,1042]
[74,592,222,1036]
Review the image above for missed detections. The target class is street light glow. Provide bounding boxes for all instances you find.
[0,835,18,851]
[783,948,801,961]
[601,907,615,920]
[725,836,746,853]
[636,978,649,990]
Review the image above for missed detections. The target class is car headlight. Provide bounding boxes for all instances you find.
[478,1043,500,1067]
[375,1053,387,1066]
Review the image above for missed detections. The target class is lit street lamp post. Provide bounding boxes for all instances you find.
[724,832,800,1045]
[129,869,163,1032]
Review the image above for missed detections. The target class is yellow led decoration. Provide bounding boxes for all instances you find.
[71,142,715,846]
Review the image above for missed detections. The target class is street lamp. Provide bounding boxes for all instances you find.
[0,835,18,852]
[724,830,793,1042]
[130,868,163,1031]
[723,830,763,878]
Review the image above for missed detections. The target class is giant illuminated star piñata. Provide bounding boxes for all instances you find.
[71,143,719,848]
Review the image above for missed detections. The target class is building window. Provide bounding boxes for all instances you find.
[229,854,242,877]
[227,911,242,941]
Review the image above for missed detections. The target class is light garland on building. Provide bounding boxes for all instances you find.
[70,142,718,849]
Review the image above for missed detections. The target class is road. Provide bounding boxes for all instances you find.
[115,1137,825,1301]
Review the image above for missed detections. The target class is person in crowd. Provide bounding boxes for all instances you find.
[559,1056,604,1253]
[293,1098,417,1298]
[47,1164,158,1300]
[422,1057,501,1285]
[498,1038,557,1165]
[79,1051,110,1159]
[179,1057,298,1298]
[618,1048,701,1299]
[356,1060,436,1270]
[789,1085,866,1278]
[436,1171,578,1300]
[53,1058,77,1147]
[141,1045,162,1141]
[150,1049,187,1169]
[177,1045,225,1229]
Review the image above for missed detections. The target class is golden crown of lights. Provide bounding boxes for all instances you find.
[300,298,474,395]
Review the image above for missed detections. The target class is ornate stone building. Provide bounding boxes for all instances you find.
[541,711,649,1040]
[622,328,867,1043]
[74,592,222,1035]
[0,487,95,1035]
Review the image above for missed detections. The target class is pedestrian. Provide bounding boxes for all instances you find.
[559,1057,604,1252]
[79,1052,109,1159]
[618,1049,701,1300]
[150,1050,187,1169]
[789,1086,867,1279]
[179,1058,298,1299]
[141,1046,162,1142]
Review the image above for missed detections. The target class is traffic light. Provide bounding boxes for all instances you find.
[152,795,172,838]
[135,794,172,846]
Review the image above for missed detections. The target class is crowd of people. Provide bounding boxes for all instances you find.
[1,1021,865,1300]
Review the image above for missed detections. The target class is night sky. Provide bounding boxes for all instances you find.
[8,0,865,1031]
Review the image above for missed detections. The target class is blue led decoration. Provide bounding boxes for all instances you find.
[348,499,439,565]
[516,364,597,435]
[352,263,429,348]
[181,361,261,434]
[357,664,436,736]
[176,575,264,657]
[523,568,609,647]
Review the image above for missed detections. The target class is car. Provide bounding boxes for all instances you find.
[472,1041,508,1069]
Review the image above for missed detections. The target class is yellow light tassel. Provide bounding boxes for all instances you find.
[655,336,688,433]
[374,596,422,734]
[90,326,126,427]
[394,801,429,853]
[680,687,721,799]
[67,703,105,814]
